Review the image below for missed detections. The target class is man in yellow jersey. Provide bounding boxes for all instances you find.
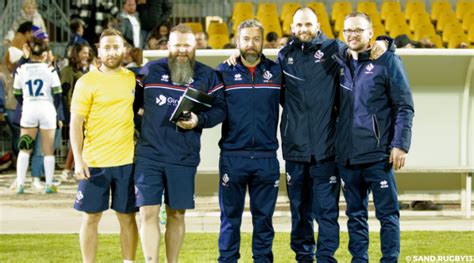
[70,28,138,263]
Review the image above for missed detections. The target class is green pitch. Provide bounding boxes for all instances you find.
[1,232,473,262]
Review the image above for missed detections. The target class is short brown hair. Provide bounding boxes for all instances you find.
[170,24,194,34]
[344,12,372,26]
[100,28,124,40]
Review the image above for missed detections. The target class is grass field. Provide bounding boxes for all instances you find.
[1,232,473,262]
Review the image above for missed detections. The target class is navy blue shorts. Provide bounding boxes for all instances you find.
[134,157,197,210]
[74,164,138,213]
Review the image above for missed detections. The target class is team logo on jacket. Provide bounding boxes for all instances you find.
[222,173,230,187]
[288,57,294,65]
[263,70,273,82]
[161,74,169,82]
[156,95,179,106]
[380,180,389,189]
[234,73,242,81]
[365,63,374,74]
[75,191,84,204]
[329,176,337,184]
[286,172,292,185]
[156,95,167,106]
[314,50,324,63]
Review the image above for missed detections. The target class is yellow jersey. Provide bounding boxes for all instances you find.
[71,67,135,167]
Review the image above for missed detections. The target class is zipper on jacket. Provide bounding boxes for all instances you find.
[372,114,380,147]
[251,68,256,149]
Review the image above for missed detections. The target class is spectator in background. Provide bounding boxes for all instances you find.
[118,0,142,48]
[4,0,46,45]
[70,0,120,45]
[60,43,93,181]
[223,33,237,49]
[264,31,279,48]
[137,0,172,42]
[394,34,421,49]
[196,32,212,49]
[147,36,168,50]
[65,18,88,58]
[278,35,290,48]
[3,22,34,72]
[102,16,120,30]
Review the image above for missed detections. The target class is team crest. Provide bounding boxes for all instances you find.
[222,173,230,187]
[75,191,84,204]
[263,70,273,82]
[286,172,292,185]
[365,63,374,74]
[161,74,169,82]
[234,73,242,81]
[288,57,294,65]
[314,50,325,63]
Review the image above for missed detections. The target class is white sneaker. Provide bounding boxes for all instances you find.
[31,179,43,191]
[61,170,73,182]
[9,179,17,190]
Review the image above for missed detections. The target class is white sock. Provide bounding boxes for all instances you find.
[33,177,41,184]
[123,260,134,263]
[44,155,55,185]
[17,151,30,186]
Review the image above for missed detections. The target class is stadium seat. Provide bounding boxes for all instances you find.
[281,2,301,21]
[431,1,452,21]
[333,12,347,34]
[447,33,469,48]
[468,24,474,44]
[442,22,465,43]
[456,1,474,20]
[385,12,407,33]
[208,34,229,49]
[320,23,335,38]
[331,1,352,22]
[257,3,278,18]
[307,2,327,16]
[369,13,384,27]
[357,2,378,14]
[232,12,254,34]
[282,13,293,35]
[185,22,204,33]
[462,12,474,31]
[437,12,458,32]
[390,24,413,38]
[413,23,437,41]
[373,23,387,38]
[207,22,228,35]
[409,11,431,32]
[381,1,401,21]
[232,2,254,21]
[405,1,426,20]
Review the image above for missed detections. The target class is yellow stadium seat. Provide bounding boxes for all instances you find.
[281,3,302,20]
[307,2,327,16]
[456,1,474,20]
[437,12,458,32]
[409,11,431,32]
[320,23,334,38]
[185,22,204,33]
[447,33,469,48]
[419,33,444,48]
[257,3,278,18]
[442,22,464,43]
[373,23,387,38]
[232,2,254,21]
[385,12,407,32]
[333,12,347,33]
[405,1,426,20]
[262,24,283,38]
[282,13,293,35]
[462,12,474,31]
[331,1,352,22]
[431,1,452,21]
[208,34,229,49]
[413,23,436,41]
[369,13,383,27]
[468,24,474,44]
[390,24,413,38]
[357,2,378,14]
[381,2,401,21]
[232,12,254,33]
[208,22,228,35]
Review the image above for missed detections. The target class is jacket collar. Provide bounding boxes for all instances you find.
[283,31,328,54]
[235,53,269,73]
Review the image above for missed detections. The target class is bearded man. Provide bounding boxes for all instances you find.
[133,23,226,263]
[215,19,282,263]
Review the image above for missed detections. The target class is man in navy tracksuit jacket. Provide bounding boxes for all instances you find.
[278,8,344,262]
[133,24,226,262]
[216,20,282,263]
[334,13,414,262]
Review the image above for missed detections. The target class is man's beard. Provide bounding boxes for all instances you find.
[102,54,123,69]
[168,54,195,85]
[240,48,261,64]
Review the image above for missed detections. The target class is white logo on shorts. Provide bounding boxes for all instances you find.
[380,180,389,189]
[75,191,84,203]
[286,172,292,185]
[329,176,337,184]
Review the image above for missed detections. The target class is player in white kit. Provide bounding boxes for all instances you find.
[13,37,62,194]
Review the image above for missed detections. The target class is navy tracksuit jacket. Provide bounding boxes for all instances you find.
[135,58,226,166]
[334,49,414,262]
[216,56,282,263]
